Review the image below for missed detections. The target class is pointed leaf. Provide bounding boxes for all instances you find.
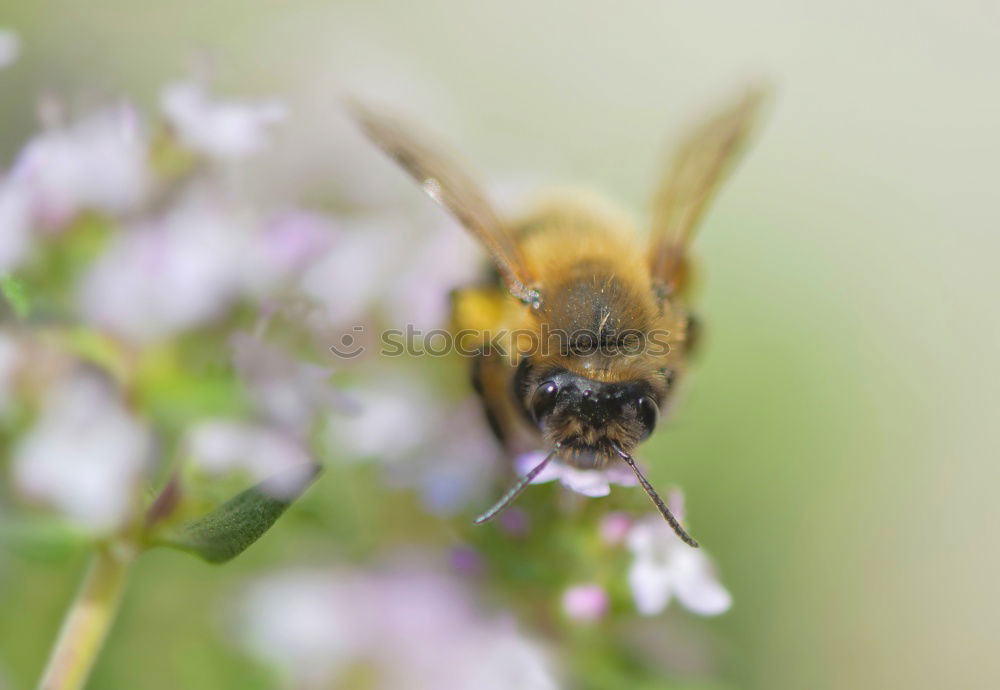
[154,463,320,563]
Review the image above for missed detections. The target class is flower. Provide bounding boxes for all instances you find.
[599,511,634,546]
[78,189,256,342]
[625,502,731,616]
[7,105,149,228]
[12,370,153,532]
[561,583,610,623]
[514,450,639,498]
[160,79,287,160]
[0,29,20,69]
[236,564,558,690]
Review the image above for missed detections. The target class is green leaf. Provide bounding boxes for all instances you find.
[1,275,31,318]
[153,464,321,564]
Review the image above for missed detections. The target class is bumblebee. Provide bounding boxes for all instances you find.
[355,89,764,547]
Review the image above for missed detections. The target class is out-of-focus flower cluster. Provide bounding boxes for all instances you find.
[237,562,558,690]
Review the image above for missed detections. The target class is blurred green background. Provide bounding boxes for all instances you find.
[1,1,998,689]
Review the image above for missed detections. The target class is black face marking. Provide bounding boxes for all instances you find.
[521,367,661,462]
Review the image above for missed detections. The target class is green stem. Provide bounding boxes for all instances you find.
[37,543,135,690]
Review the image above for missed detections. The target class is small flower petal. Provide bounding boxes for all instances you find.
[673,548,732,616]
[558,466,611,497]
[561,583,609,622]
[161,80,287,160]
[628,558,673,615]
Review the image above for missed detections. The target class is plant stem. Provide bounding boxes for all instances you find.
[37,542,135,690]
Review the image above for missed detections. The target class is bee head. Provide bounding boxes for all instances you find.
[516,361,660,466]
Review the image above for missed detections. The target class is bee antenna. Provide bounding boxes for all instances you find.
[474,447,559,525]
[612,443,700,548]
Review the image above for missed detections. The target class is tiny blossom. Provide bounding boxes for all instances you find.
[515,450,638,498]
[12,370,152,532]
[7,105,148,228]
[626,510,732,617]
[561,583,610,623]
[0,29,20,69]
[498,506,531,537]
[160,79,287,160]
[184,419,313,498]
[449,545,486,577]
[599,511,634,546]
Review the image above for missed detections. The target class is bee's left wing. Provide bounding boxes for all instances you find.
[352,103,537,304]
[648,88,766,294]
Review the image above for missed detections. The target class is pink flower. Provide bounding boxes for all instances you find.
[599,511,634,546]
[514,450,638,498]
[160,79,287,160]
[561,583,609,623]
[626,508,731,617]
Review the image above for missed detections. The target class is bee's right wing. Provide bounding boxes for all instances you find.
[351,103,537,304]
[648,88,766,294]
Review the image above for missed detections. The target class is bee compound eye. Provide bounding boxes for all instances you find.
[636,396,659,439]
[530,382,559,425]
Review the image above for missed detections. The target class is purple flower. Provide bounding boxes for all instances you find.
[561,583,610,623]
[160,79,287,160]
[514,450,638,498]
[626,506,731,617]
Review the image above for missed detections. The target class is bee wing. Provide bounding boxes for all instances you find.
[352,103,537,303]
[648,87,766,292]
